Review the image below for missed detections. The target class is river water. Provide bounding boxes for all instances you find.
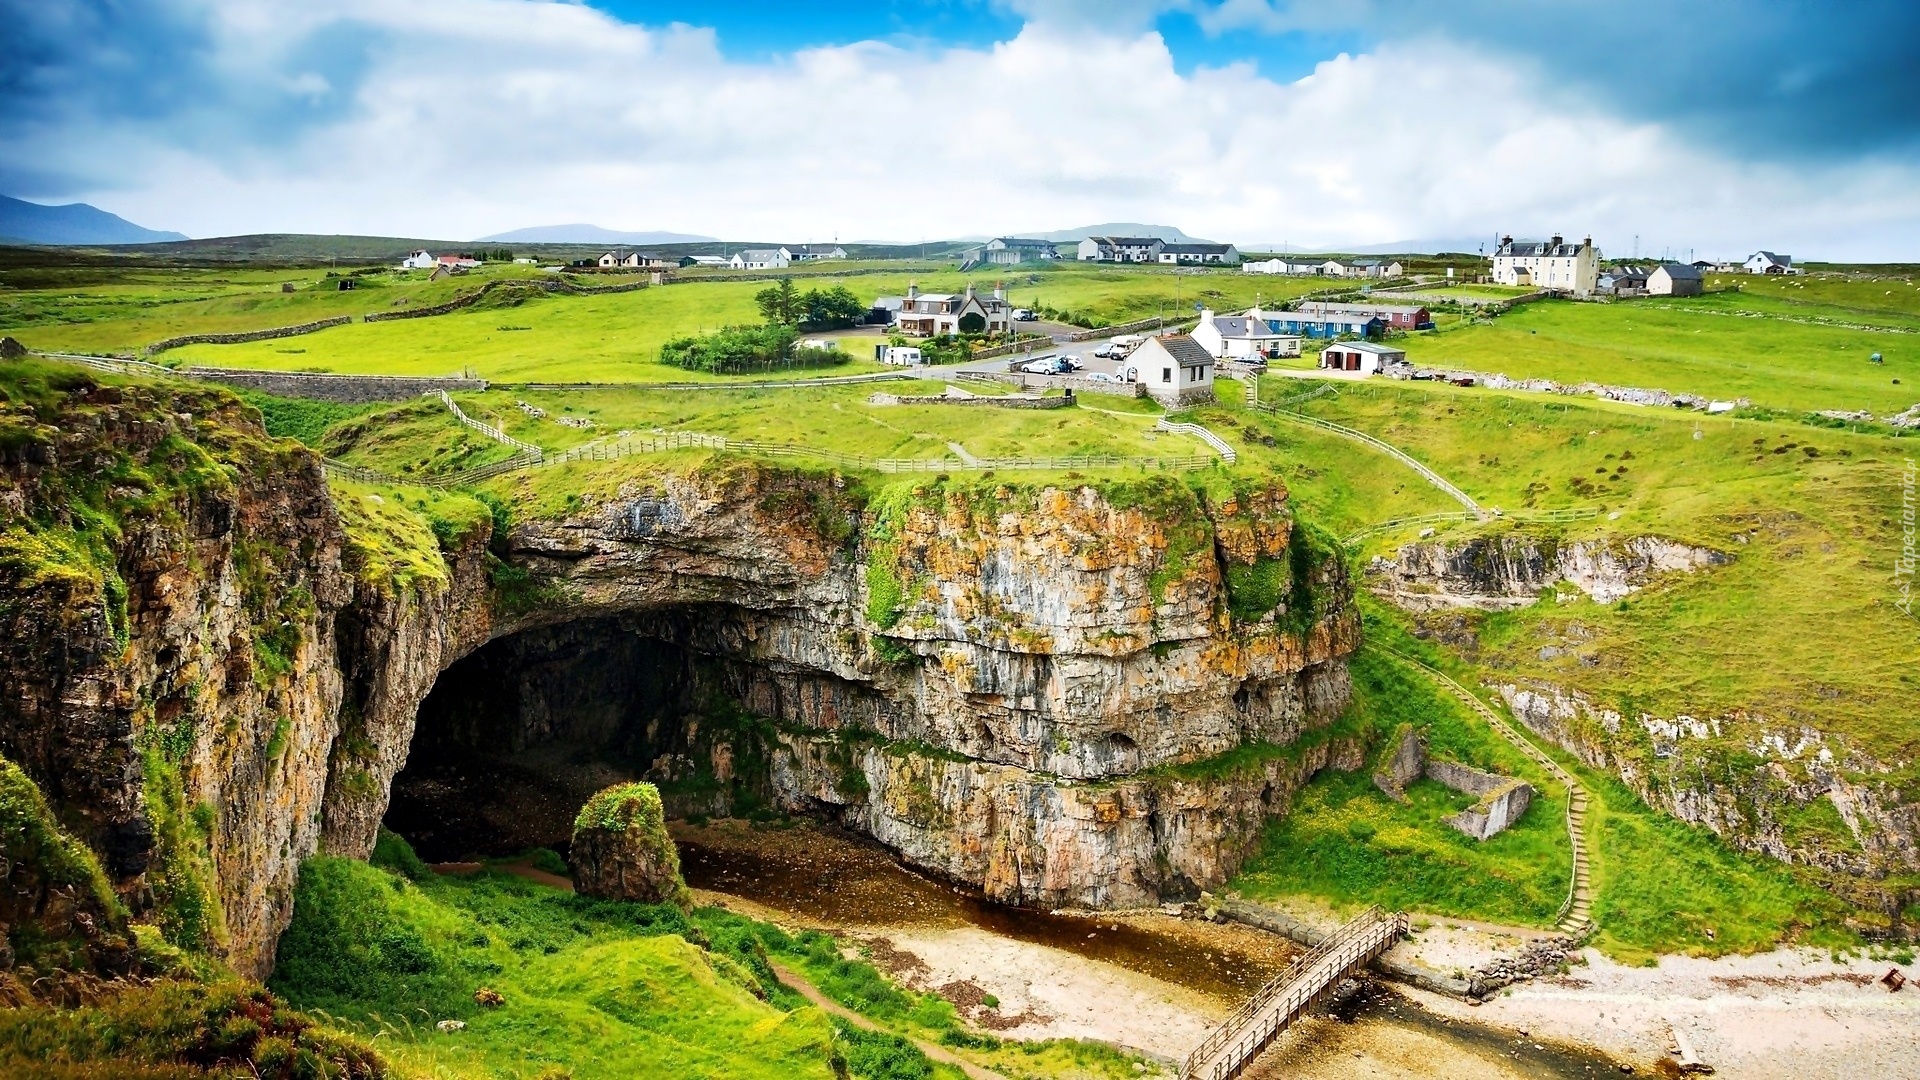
[674,818,1624,1078]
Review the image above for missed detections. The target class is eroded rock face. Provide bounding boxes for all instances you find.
[2,377,1361,978]
[1367,532,1729,610]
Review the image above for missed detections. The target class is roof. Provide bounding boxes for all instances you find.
[1269,309,1380,327]
[1498,238,1589,258]
[1655,262,1704,280]
[991,237,1057,248]
[1209,316,1283,339]
[1323,341,1407,356]
[1087,236,1163,247]
[1157,334,1214,367]
[871,296,905,310]
[1749,251,1791,265]
[1162,242,1235,254]
[1298,301,1425,317]
[737,249,784,259]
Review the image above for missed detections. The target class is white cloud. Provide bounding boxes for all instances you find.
[28,0,1920,258]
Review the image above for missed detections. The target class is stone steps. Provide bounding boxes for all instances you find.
[1381,647,1597,943]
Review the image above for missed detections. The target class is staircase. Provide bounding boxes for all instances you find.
[1381,647,1594,937]
[1181,906,1408,1080]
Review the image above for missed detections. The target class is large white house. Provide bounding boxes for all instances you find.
[1077,236,1165,263]
[1190,308,1301,360]
[730,249,791,270]
[1743,251,1795,275]
[399,250,436,270]
[1128,334,1216,405]
[1491,234,1600,296]
[1242,258,1322,276]
[1156,242,1241,266]
[893,283,1010,337]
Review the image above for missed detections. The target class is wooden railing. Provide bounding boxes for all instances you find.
[1182,906,1408,1080]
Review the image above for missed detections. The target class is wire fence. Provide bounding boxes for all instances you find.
[1155,417,1237,463]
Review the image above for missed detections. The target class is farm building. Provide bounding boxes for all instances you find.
[1129,333,1217,405]
[1190,308,1301,360]
[436,254,481,269]
[1744,250,1795,274]
[1597,265,1651,296]
[1491,234,1600,296]
[1293,300,1431,330]
[685,255,732,268]
[1156,242,1241,266]
[1648,262,1704,296]
[399,249,436,270]
[1319,341,1406,375]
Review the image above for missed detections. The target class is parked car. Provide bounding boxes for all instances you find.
[1021,358,1061,375]
[1085,371,1120,383]
[1012,309,1037,321]
[1092,344,1115,359]
[1062,354,1083,370]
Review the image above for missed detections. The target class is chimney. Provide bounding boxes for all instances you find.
[993,282,1005,301]
[907,281,919,300]
[1500,234,1513,249]
[1550,233,1563,248]
[1583,235,1593,250]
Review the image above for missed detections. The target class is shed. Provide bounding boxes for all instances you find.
[1319,341,1406,375]
[1648,263,1704,297]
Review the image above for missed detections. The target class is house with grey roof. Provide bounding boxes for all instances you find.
[981,237,1061,265]
[1648,262,1704,296]
[1127,333,1216,405]
[730,248,791,270]
[1077,236,1166,263]
[1294,300,1431,330]
[1491,234,1600,295]
[1156,241,1241,266]
[1743,251,1795,275]
[1190,308,1301,360]
[780,244,847,262]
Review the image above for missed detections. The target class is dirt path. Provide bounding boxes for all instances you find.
[769,960,1010,1080]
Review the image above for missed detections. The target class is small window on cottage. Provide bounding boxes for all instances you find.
[1162,367,1173,383]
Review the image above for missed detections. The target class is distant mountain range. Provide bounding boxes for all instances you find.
[1016,223,1202,243]
[475,223,718,245]
[0,195,188,245]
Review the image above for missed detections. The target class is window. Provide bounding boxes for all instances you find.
[1162,367,1172,383]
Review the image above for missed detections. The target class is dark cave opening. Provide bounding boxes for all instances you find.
[384,612,783,863]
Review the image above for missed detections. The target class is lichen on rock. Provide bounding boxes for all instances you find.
[569,782,690,907]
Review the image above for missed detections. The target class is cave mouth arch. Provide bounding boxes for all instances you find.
[384,608,856,864]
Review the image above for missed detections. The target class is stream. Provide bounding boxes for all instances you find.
[674,819,1625,1078]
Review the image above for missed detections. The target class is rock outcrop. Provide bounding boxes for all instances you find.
[0,367,1363,977]
[1367,532,1728,610]
[569,782,688,906]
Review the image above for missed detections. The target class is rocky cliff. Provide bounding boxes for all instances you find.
[1367,531,1728,610]
[0,364,1361,978]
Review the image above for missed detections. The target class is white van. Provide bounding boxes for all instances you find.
[875,345,923,366]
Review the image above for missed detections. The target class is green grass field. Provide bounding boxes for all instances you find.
[1407,282,1920,413]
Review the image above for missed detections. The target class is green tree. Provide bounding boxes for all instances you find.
[755,279,800,325]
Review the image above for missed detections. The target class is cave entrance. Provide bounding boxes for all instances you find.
[385,612,786,864]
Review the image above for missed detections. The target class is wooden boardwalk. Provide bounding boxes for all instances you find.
[1181,906,1408,1080]
[1380,647,1594,937]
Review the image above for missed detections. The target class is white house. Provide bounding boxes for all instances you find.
[1743,251,1795,275]
[982,238,1060,265]
[1648,262,1705,297]
[1190,308,1301,360]
[781,244,848,262]
[1491,234,1600,296]
[1243,258,1323,276]
[1128,333,1216,405]
[731,249,791,270]
[399,250,436,270]
[1077,236,1166,263]
[1319,341,1406,375]
[893,283,1011,337]
[1156,242,1241,266]
[1319,259,1351,277]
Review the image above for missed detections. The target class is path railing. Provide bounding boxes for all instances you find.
[1265,410,1486,517]
[1377,646,1594,937]
[1182,906,1408,1080]
[1155,417,1237,463]
[434,390,542,457]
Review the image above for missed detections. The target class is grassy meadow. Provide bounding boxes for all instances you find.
[1407,279,1920,413]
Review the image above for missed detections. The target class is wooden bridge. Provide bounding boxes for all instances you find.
[1180,906,1408,1080]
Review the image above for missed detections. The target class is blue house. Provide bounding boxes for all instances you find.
[1249,305,1384,340]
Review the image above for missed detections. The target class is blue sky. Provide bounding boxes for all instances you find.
[3,0,1918,257]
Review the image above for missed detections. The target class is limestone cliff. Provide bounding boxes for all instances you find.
[0,364,1361,978]
[1367,531,1728,610]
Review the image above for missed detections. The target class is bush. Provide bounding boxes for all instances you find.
[659,324,849,374]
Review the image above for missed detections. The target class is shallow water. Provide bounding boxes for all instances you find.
[676,819,1625,1078]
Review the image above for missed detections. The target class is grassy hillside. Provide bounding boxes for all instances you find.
[1405,279,1920,413]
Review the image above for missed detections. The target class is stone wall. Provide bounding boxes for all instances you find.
[868,391,1072,409]
[142,316,353,356]
[178,368,488,403]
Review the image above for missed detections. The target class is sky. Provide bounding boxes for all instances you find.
[4,0,1919,259]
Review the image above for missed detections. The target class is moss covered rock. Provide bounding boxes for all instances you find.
[0,753,134,976]
[569,783,689,907]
